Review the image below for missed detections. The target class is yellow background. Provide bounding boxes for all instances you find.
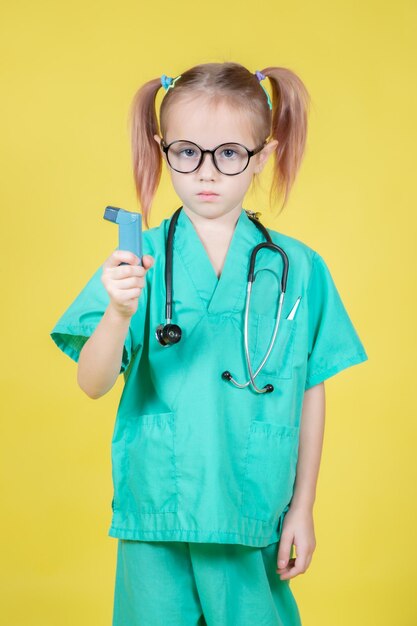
[1,1,416,624]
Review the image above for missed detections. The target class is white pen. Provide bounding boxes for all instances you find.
[286,296,301,320]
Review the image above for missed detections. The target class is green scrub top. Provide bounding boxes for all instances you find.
[50,208,368,547]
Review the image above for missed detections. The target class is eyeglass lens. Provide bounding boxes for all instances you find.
[167,142,250,175]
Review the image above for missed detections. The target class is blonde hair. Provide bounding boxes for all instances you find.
[129,61,310,229]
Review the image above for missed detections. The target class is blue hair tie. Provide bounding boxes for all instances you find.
[254,70,272,110]
[160,74,182,92]
[160,71,272,110]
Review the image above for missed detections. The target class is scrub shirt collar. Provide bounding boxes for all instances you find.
[173,208,264,315]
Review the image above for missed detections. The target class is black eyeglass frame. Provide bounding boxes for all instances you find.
[160,138,268,176]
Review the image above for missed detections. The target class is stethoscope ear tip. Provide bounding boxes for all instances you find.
[222,371,274,393]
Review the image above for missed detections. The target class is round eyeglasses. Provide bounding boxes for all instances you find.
[160,139,268,176]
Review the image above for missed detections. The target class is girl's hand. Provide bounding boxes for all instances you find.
[101,250,155,319]
[276,505,316,580]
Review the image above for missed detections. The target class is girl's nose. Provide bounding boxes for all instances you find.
[198,151,217,178]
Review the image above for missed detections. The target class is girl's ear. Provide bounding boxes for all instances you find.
[254,139,279,174]
[154,134,167,163]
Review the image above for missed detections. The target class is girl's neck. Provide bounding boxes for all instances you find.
[184,207,242,279]
[183,206,242,240]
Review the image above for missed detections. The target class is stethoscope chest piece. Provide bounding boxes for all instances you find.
[155,323,182,346]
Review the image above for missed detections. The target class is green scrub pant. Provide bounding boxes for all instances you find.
[112,539,302,626]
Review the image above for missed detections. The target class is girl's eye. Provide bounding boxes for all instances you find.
[176,148,197,158]
[220,148,237,159]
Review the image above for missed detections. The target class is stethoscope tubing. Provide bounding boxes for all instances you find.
[228,277,285,393]
[158,206,289,394]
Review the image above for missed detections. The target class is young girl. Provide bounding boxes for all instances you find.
[50,62,368,625]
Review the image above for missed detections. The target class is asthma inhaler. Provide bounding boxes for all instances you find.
[103,206,143,266]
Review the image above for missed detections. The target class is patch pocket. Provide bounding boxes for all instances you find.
[124,411,178,514]
[240,420,299,522]
[251,315,296,379]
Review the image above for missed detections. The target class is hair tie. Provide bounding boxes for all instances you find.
[254,70,272,110]
[160,71,272,109]
[160,74,182,92]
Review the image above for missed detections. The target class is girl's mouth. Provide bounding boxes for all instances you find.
[198,192,219,200]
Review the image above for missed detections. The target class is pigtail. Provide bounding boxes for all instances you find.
[260,67,311,212]
[128,77,164,229]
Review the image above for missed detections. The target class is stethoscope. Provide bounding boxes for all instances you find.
[155,206,289,394]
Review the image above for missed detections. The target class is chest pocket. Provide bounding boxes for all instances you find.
[249,314,296,379]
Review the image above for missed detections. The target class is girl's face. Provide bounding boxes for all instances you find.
[154,97,277,223]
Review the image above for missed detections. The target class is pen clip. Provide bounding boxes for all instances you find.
[286,296,301,320]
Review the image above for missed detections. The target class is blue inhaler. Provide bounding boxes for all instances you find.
[103,206,143,266]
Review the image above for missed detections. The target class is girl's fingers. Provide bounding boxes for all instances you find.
[276,535,293,571]
[115,287,142,301]
[103,250,141,269]
[111,276,145,290]
[142,254,155,268]
[278,559,298,580]
[100,250,153,310]
[104,264,146,281]
[277,552,310,580]
[276,557,295,574]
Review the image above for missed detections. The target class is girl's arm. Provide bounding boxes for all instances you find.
[77,304,131,399]
[291,382,326,511]
[276,382,325,580]
[77,251,154,399]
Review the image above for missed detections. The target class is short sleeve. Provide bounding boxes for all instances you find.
[50,260,147,375]
[304,252,368,390]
